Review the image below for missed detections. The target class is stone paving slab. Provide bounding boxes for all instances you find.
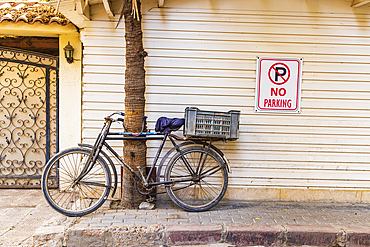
[0,189,57,247]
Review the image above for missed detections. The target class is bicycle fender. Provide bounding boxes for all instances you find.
[78,143,118,198]
[222,154,232,174]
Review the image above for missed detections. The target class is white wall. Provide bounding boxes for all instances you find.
[59,34,82,150]
[80,0,370,201]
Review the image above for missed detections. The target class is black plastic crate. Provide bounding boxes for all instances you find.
[184,107,240,140]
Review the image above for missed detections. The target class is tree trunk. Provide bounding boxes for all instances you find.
[120,0,147,208]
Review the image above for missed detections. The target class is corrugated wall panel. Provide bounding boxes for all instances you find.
[81,0,370,196]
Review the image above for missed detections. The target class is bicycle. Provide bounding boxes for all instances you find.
[41,109,239,217]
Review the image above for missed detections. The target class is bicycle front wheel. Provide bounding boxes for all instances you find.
[165,146,228,212]
[42,148,111,217]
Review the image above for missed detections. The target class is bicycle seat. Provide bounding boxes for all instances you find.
[155,117,185,134]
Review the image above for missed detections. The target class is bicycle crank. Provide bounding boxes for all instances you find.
[136,179,154,195]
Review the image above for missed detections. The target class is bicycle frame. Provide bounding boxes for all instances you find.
[77,116,212,190]
[105,131,200,187]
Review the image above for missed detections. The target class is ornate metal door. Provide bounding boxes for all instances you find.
[0,46,58,188]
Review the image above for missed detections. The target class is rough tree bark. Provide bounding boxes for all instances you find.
[120,0,147,208]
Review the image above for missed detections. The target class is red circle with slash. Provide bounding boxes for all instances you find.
[268,62,290,85]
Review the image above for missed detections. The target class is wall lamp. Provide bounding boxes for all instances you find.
[63,42,74,64]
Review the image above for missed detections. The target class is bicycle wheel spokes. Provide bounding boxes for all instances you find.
[42,148,111,217]
[165,146,228,212]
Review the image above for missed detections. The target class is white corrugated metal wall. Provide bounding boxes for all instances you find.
[81,0,370,200]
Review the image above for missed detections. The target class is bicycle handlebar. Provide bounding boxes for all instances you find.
[105,112,147,133]
[107,111,125,118]
[105,112,125,122]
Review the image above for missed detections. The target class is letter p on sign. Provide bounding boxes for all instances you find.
[255,57,303,113]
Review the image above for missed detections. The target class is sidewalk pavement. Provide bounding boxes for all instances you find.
[34,193,370,247]
[0,189,56,247]
[3,189,370,246]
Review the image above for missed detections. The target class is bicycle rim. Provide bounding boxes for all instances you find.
[165,146,228,211]
[42,148,111,217]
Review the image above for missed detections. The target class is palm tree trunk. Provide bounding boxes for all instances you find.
[120,0,147,208]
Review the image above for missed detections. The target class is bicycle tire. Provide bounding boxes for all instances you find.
[165,146,228,212]
[42,147,111,217]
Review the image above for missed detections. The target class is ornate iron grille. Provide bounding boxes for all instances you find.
[0,46,59,188]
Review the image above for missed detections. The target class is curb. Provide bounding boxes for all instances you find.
[167,224,223,245]
[33,223,370,247]
[225,225,285,246]
[342,226,370,247]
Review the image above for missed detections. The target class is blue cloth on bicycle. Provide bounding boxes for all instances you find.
[155,117,185,134]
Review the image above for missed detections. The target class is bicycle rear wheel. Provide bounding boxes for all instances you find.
[42,148,111,217]
[165,146,228,212]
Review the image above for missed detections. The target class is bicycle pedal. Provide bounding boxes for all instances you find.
[146,195,156,203]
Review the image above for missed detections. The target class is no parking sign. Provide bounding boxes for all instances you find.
[255,57,303,113]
